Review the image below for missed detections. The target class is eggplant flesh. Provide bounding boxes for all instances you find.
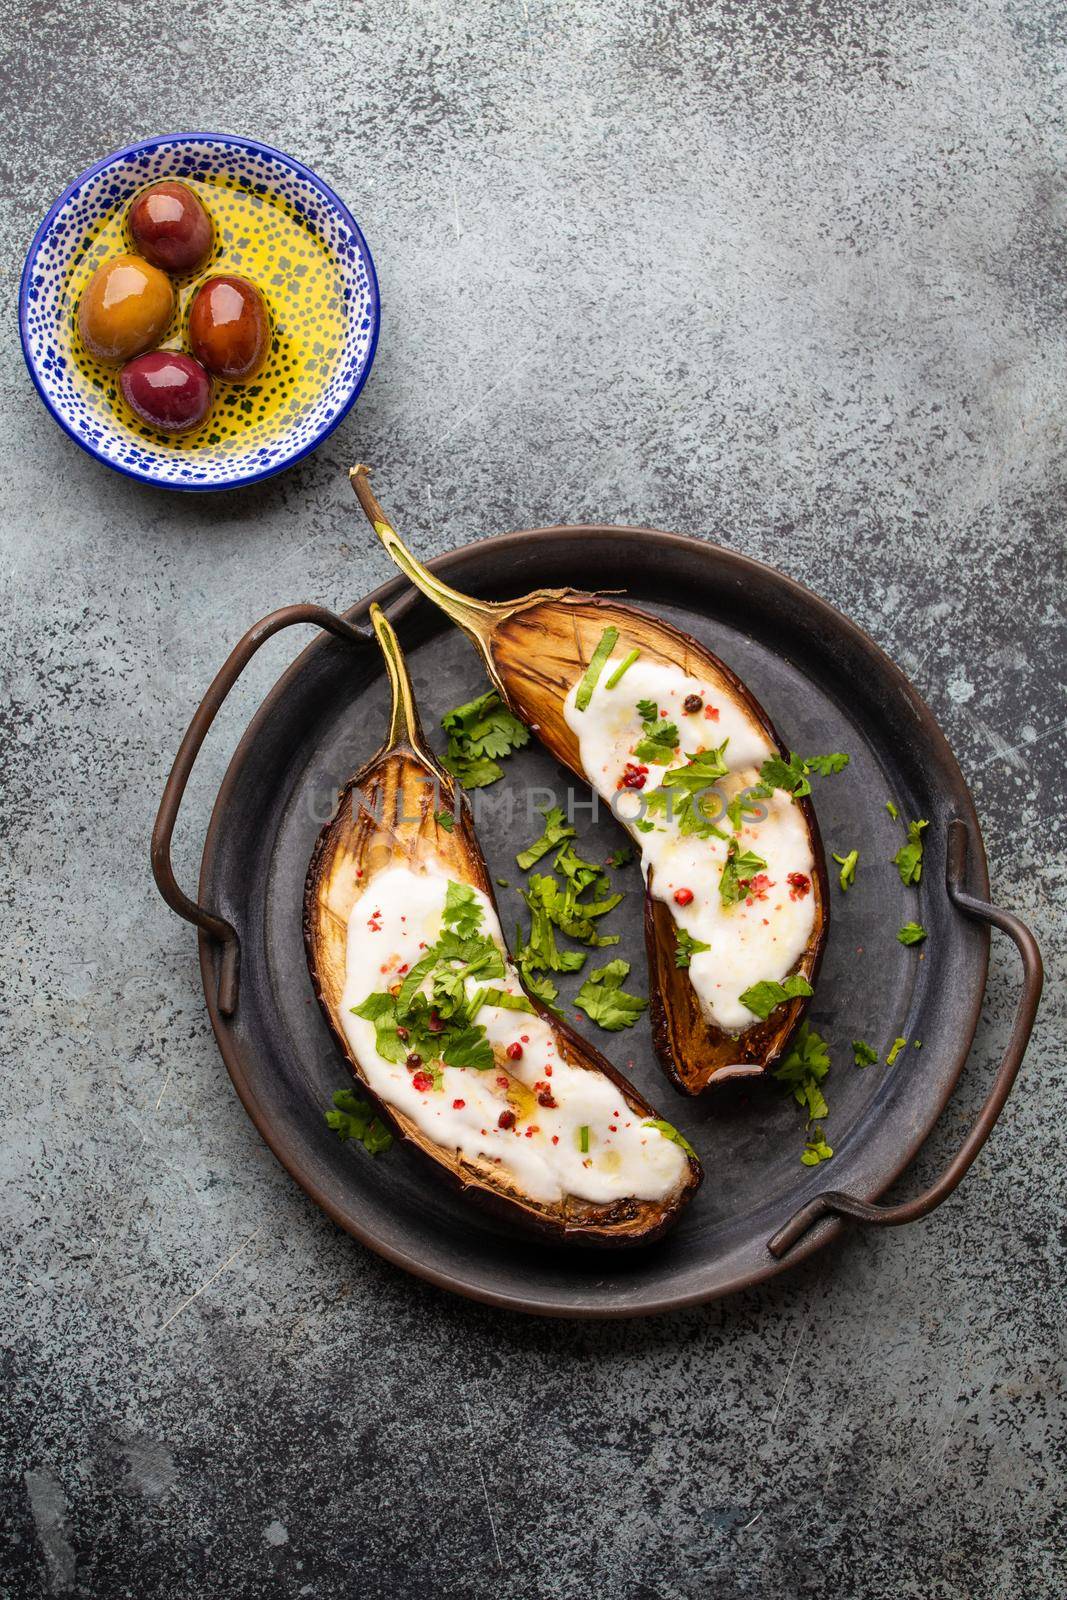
[304,603,702,1245]
[349,466,828,1096]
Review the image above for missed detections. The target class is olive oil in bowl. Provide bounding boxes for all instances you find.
[65,174,344,454]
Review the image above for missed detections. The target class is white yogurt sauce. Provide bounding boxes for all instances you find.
[564,657,816,1033]
[341,864,688,1206]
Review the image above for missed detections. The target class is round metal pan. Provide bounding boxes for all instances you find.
[153,527,1042,1317]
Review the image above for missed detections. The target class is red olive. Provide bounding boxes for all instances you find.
[128,182,214,275]
[188,275,270,382]
[120,351,213,434]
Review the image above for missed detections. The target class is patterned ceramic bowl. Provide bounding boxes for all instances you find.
[19,133,380,491]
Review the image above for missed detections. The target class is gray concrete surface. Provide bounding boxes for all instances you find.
[1,2,1064,1596]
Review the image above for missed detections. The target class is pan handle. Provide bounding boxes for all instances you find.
[767,818,1043,1259]
[151,604,371,1017]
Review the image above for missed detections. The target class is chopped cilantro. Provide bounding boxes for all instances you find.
[574,959,648,1031]
[441,690,529,789]
[897,921,927,946]
[726,790,762,832]
[606,844,634,869]
[719,838,768,907]
[575,627,619,711]
[753,751,810,799]
[753,750,850,799]
[633,718,680,764]
[893,819,928,886]
[644,1119,697,1159]
[801,1129,834,1166]
[523,869,621,950]
[738,973,814,1020]
[674,927,711,969]
[325,1089,393,1155]
[479,987,536,1013]
[636,697,658,721]
[495,877,509,888]
[832,849,858,891]
[349,879,509,1080]
[517,964,560,1009]
[658,742,730,793]
[886,1036,907,1066]
[434,809,455,833]
[886,799,899,821]
[644,744,732,840]
[516,881,589,974]
[604,648,640,689]
[440,1024,495,1072]
[443,879,483,937]
[804,753,850,777]
[516,804,575,870]
[553,840,612,900]
[773,1022,831,1125]
[851,1039,879,1067]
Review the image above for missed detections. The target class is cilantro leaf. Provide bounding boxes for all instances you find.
[753,750,849,800]
[574,959,648,1031]
[633,720,680,764]
[753,751,810,799]
[832,849,858,891]
[738,973,814,1020]
[325,1089,393,1155]
[726,790,762,832]
[434,809,455,833]
[479,987,537,1014]
[804,752,849,777]
[897,921,927,946]
[801,1129,834,1166]
[516,805,575,870]
[517,964,560,1009]
[606,844,634,869]
[773,1022,831,1117]
[443,880,483,937]
[441,1025,495,1072]
[636,697,659,722]
[351,990,410,1063]
[657,742,730,793]
[886,1036,907,1066]
[643,1119,697,1159]
[440,690,529,789]
[441,749,505,788]
[552,841,608,898]
[575,626,619,711]
[530,872,621,948]
[893,819,928,886]
[517,885,588,974]
[675,927,711,969]
[719,838,768,907]
[852,1039,879,1067]
[643,745,732,840]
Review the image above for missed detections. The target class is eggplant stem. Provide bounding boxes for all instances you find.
[350,465,499,645]
[368,603,430,756]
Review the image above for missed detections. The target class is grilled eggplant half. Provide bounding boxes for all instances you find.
[304,603,701,1245]
[349,465,828,1096]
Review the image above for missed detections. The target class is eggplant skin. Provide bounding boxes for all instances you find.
[478,595,830,1096]
[303,744,702,1249]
